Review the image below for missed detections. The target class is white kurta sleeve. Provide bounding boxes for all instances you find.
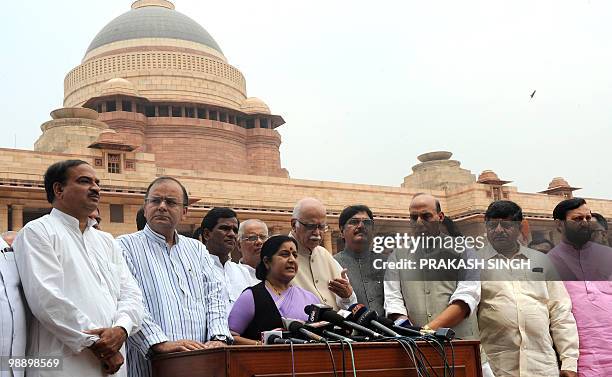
[383,250,408,316]
[13,224,99,353]
[111,240,144,336]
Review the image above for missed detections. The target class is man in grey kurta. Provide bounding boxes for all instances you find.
[334,205,387,315]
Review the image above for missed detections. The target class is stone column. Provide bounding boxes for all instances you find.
[0,204,8,233]
[11,204,24,231]
[323,231,333,253]
[331,231,342,254]
[254,118,261,129]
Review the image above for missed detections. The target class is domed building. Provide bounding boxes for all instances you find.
[35,0,288,177]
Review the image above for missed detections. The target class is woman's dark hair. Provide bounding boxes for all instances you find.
[44,159,89,203]
[255,235,298,280]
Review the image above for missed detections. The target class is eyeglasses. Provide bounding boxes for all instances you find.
[345,218,374,227]
[242,234,269,242]
[485,220,519,230]
[409,213,435,222]
[296,219,329,232]
[144,196,184,208]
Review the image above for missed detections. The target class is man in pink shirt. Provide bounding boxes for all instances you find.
[548,198,612,377]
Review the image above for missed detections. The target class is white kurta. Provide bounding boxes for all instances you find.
[210,255,253,312]
[0,238,26,377]
[13,209,144,377]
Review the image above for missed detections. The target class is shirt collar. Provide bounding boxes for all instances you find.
[143,224,180,246]
[482,243,529,260]
[50,208,97,231]
[341,248,369,259]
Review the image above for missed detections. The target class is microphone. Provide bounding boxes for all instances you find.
[266,334,311,344]
[321,330,355,342]
[376,316,423,337]
[286,320,327,342]
[305,304,384,339]
[353,309,400,337]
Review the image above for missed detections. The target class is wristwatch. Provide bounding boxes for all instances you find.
[211,335,233,345]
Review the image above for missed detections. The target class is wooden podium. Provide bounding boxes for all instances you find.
[153,340,482,377]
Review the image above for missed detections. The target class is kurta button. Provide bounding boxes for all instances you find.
[427,313,432,317]
[425,290,431,294]
[315,280,319,284]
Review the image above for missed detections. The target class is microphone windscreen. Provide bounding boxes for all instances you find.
[288,321,304,333]
[376,316,395,328]
[355,309,377,326]
[304,304,314,315]
[348,304,367,321]
[320,310,347,326]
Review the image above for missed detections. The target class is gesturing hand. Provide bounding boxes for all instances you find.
[328,269,353,299]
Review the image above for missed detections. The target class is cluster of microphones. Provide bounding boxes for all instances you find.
[262,303,456,345]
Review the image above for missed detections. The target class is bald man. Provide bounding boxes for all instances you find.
[384,194,483,358]
[290,198,357,310]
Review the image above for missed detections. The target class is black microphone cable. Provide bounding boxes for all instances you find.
[322,339,338,377]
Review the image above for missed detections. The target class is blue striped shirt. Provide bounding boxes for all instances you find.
[117,225,231,377]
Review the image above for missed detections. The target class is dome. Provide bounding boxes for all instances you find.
[547,177,571,190]
[99,78,141,97]
[241,97,271,115]
[478,170,500,182]
[85,1,223,57]
[417,151,453,163]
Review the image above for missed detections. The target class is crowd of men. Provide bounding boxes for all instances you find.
[1,159,611,377]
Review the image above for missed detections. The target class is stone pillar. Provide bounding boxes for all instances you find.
[254,118,261,129]
[0,204,8,233]
[205,108,210,119]
[331,231,342,254]
[323,231,333,253]
[11,205,24,231]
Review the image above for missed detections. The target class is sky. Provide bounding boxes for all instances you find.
[1,0,610,199]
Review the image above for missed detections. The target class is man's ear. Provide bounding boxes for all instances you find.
[181,206,188,221]
[438,211,445,222]
[290,219,297,232]
[53,182,64,199]
[202,228,211,242]
[554,219,564,234]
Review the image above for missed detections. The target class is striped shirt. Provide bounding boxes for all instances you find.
[117,225,231,377]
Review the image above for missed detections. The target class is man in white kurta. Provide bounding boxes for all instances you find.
[0,237,27,377]
[13,160,144,377]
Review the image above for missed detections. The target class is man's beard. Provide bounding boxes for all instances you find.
[565,225,592,247]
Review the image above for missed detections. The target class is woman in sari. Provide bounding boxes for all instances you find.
[228,235,320,345]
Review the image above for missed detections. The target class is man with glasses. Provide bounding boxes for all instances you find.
[478,200,578,377]
[548,198,612,376]
[237,219,269,284]
[290,197,357,310]
[334,205,387,316]
[117,177,231,377]
[201,207,253,311]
